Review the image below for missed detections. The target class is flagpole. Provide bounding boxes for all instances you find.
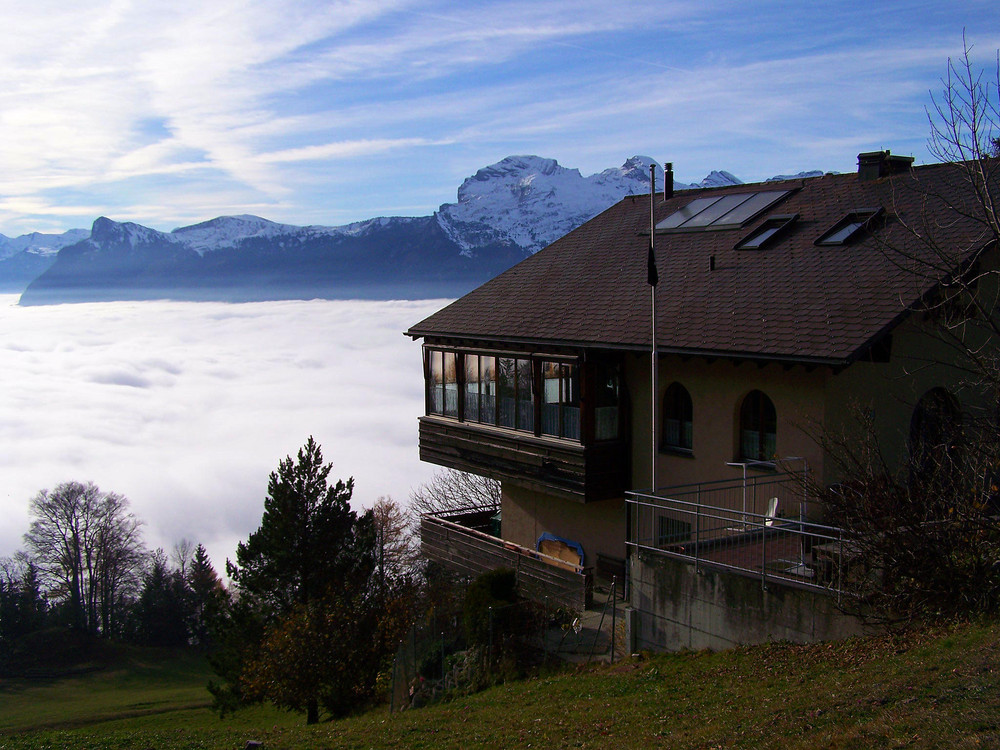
[649,164,658,491]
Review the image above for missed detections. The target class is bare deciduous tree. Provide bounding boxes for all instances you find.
[24,481,145,634]
[816,41,1000,622]
[171,538,195,577]
[371,496,418,586]
[408,469,500,522]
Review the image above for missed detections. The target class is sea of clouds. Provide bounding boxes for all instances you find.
[0,294,444,574]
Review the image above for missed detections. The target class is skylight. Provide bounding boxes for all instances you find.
[734,214,799,251]
[656,190,792,233]
[815,207,884,246]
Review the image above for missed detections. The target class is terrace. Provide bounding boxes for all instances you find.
[419,505,594,611]
[626,470,848,596]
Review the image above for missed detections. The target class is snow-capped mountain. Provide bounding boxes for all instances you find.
[437,155,664,255]
[0,228,91,291]
[766,170,825,182]
[0,228,89,260]
[16,156,821,304]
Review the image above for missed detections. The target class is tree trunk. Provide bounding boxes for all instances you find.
[307,697,319,725]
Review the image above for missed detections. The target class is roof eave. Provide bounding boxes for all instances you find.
[409,329,849,367]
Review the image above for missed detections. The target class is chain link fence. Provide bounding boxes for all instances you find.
[389,579,623,712]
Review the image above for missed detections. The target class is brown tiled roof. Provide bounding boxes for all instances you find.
[407,162,994,365]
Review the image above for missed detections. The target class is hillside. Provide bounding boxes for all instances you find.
[1,621,997,748]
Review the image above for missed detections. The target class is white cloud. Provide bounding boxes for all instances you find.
[0,1,998,235]
[0,295,443,575]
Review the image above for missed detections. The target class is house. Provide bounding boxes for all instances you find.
[407,151,997,647]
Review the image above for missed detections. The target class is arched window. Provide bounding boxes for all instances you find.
[909,387,961,483]
[739,390,776,462]
[662,382,693,452]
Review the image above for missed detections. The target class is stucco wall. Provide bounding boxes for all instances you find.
[629,550,868,652]
[500,481,625,568]
[824,312,990,479]
[627,353,828,492]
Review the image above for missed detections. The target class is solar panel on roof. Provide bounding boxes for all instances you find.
[679,194,756,228]
[655,196,723,230]
[656,189,792,232]
[716,190,791,226]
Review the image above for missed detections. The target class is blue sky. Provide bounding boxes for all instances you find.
[1,0,997,236]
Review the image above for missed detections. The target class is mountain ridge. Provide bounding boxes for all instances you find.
[14,158,824,304]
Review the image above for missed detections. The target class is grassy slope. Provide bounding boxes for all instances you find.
[1,621,999,749]
[0,644,214,732]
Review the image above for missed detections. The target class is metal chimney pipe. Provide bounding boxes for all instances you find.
[664,162,674,200]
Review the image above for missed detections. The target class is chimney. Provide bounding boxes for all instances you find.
[664,162,674,200]
[857,150,914,181]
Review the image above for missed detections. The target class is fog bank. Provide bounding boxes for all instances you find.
[0,295,444,572]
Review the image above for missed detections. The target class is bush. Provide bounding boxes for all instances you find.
[462,568,517,647]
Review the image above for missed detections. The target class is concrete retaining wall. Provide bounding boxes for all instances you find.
[629,550,869,652]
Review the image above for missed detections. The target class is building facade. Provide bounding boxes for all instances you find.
[408,151,996,618]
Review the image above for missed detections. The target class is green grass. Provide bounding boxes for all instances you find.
[3,621,1000,749]
[0,643,214,733]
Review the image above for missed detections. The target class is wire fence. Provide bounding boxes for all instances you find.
[389,598,547,712]
[389,581,623,712]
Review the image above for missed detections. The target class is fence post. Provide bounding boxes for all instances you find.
[610,576,617,664]
[390,639,399,713]
[488,606,494,661]
[837,528,843,605]
[544,596,549,662]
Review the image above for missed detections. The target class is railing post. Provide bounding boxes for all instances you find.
[761,513,767,590]
[837,528,843,605]
[695,485,702,572]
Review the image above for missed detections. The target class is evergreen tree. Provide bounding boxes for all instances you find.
[213,437,377,724]
[188,544,226,648]
[130,549,193,647]
[0,555,47,647]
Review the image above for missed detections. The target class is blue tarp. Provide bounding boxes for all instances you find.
[535,532,584,566]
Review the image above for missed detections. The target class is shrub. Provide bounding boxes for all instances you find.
[462,568,517,647]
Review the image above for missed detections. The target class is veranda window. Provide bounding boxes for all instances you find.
[423,347,618,444]
[594,362,621,441]
[427,350,459,417]
[542,361,580,440]
[464,355,480,422]
[497,357,532,431]
[464,354,498,425]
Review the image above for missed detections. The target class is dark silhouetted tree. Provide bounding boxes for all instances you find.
[188,543,227,648]
[24,482,144,634]
[212,437,379,724]
[129,549,193,647]
[0,553,47,649]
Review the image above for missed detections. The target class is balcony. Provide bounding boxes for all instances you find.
[420,506,593,610]
[418,415,629,502]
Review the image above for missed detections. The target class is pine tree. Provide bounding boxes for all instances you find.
[130,549,193,647]
[188,544,226,648]
[214,437,377,724]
